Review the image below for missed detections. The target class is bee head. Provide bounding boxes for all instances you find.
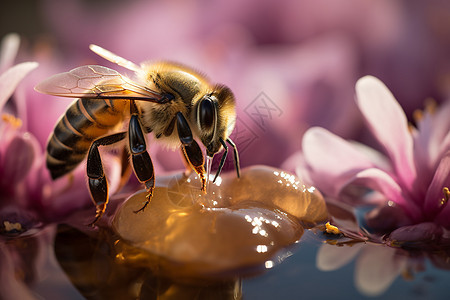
[195,85,236,157]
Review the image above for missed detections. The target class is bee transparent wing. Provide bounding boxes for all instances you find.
[35,65,163,101]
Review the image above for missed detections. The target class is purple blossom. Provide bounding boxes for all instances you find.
[0,34,121,233]
[297,76,450,246]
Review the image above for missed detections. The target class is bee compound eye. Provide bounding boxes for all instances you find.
[199,97,216,131]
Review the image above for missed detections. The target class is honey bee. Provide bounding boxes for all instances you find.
[35,45,240,224]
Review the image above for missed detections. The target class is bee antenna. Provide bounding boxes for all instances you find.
[212,137,240,183]
[226,137,240,178]
[89,44,141,72]
[212,138,228,183]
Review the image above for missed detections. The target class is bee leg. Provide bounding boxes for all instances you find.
[87,132,127,226]
[176,112,206,192]
[181,142,206,192]
[129,114,155,213]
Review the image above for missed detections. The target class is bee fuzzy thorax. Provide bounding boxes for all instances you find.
[138,100,187,149]
[137,61,209,100]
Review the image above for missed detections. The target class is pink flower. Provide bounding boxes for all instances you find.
[0,34,121,233]
[0,34,41,231]
[298,76,450,246]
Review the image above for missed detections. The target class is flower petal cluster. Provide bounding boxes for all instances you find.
[0,34,121,233]
[299,76,450,245]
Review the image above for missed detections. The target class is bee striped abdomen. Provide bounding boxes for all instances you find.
[46,98,128,179]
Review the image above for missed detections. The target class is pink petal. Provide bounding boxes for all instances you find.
[365,203,412,233]
[425,101,450,165]
[302,127,377,196]
[1,132,40,185]
[412,129,435,197]
[348,142,391,171]
[316,243,362,271]
[437,130,450,168]
[355,244,407,296]
[0,33,20,73]
[0,62,38,112]
[340,168,421,221]
[424,152,450,218]
[387,222,443,247]
[355,76,416,190]
[414,101,450,188]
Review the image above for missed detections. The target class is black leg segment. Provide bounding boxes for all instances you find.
[129,114,155,213]
[176,112,206,191]
[87,131,127,226]
[176,112,193,145]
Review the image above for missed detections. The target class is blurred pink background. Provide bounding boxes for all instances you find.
[2,0,450,172]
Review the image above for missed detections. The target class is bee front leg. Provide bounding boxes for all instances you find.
[181,142,207,192]
[176,112,206,192]
[87,132,127,226]
[129,114,155,213]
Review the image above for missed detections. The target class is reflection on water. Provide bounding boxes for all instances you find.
[2,226,450,299]
[244,231,450,300]
[54,225,243,299]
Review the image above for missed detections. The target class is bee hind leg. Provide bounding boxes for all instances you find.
[87,132,127,226]
[128,114,155,213]
[131,149,155,213]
